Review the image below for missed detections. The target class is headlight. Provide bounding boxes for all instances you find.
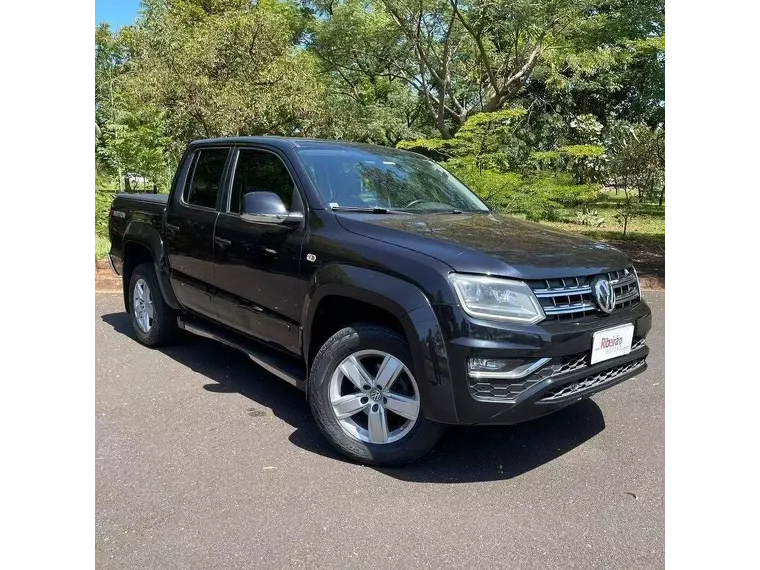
[448,274,545,324]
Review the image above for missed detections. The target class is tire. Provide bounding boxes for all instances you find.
[128,262,177,347]
[309,323,446,466]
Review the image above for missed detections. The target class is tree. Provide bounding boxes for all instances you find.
[306,0,427,144]
[525,0,665,127]
[125,0,332,146]
[95,23,131,189]
[307,0,593,138]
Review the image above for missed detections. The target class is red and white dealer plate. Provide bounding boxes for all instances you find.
[591,323,634,365]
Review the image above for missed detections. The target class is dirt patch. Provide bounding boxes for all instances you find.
[96,260,122,293]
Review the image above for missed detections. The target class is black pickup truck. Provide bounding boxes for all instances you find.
[108,136,651,465]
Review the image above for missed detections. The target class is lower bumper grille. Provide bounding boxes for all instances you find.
[539,358,646,402]
[467,336,646,402]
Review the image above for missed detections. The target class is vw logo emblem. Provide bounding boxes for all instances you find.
[369,389,383,402]
[592,277,616,314]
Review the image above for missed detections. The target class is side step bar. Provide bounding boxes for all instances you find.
[177,316,306,390]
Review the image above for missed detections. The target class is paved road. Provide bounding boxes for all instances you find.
[96,292,664,569]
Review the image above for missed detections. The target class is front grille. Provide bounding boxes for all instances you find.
[527,267,640,321]
[467,336,646,402]
[469,376,545,401]
[540,358,646,402]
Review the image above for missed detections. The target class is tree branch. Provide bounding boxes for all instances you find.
[448,0,499,95]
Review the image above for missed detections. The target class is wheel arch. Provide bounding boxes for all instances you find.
[122,221,180,312]
[301,265,458,423]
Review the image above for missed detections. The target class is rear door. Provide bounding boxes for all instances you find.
[165,146,231,320]
[212,147,306,355]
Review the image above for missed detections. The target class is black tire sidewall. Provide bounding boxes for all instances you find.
[128,263,175,346]
[308,324,445,466]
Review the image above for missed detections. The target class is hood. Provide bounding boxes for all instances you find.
[335,212,631,280]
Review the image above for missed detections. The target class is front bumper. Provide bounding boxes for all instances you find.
[429,298,652,425]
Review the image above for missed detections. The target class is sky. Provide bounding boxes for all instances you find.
[95,0,141,30]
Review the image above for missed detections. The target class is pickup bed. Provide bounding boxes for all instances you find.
[109,136,651,465]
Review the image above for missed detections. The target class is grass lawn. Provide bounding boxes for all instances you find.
[96,235,110,260]
[542,191,665,245]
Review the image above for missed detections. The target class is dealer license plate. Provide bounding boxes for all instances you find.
[591,323,634,365]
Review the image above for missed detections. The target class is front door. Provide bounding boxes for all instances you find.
[165,147,230,321]
[213,147,305,355]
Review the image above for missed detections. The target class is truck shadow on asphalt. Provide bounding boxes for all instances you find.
[102,312,606,484]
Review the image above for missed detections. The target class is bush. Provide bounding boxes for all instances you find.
[605,121,665,203]
[449,168,601,221]
[573,209,606,227]
[96,190,116,238]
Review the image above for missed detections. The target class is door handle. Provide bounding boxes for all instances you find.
[214,237,232,246]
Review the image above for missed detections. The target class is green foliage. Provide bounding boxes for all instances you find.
[558,144,604,158]
[531,0,664,127]
[95,190,116,238]
[96,235,111,260]
[517,173,600,221]
[94,0,664,243]
[305,0,596,138]
[570,114,603,143]
[606,120,665,204]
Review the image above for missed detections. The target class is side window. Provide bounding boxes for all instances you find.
[229,149,297,214]
[184,148,229,209]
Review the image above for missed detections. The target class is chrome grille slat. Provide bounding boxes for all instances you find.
[615,288,639,304]
[534,285,592,298]
[544,302,597,315]
[611,273,636,287]
[529,267,640,321]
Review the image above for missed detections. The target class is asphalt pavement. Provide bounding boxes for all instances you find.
[96,291,664,569]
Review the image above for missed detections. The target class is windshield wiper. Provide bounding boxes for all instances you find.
[330,206,409,214]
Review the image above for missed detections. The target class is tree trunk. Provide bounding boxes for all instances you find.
[658,185,665,206]
[436,111,452,139]
[124,176,132,193]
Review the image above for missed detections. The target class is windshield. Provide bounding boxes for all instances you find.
[296,147,490,213]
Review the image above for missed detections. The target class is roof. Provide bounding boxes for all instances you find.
[188,136,420,157]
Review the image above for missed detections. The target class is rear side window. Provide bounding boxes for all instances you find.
[183,148,229,209]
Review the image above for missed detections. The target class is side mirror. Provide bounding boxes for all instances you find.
[241,191,304,226]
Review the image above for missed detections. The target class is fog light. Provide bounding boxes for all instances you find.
[469,358,521,372]
[467,357,551,379]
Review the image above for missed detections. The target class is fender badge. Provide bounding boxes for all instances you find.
[306,253,317,262]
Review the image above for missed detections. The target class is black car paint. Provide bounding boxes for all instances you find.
[109,136,651,426]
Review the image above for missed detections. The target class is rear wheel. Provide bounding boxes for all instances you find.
[128,262,176,346]
[309,324,446,466]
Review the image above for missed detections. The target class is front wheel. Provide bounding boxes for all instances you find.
[309,324,446,466]
[128,262,176,346]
